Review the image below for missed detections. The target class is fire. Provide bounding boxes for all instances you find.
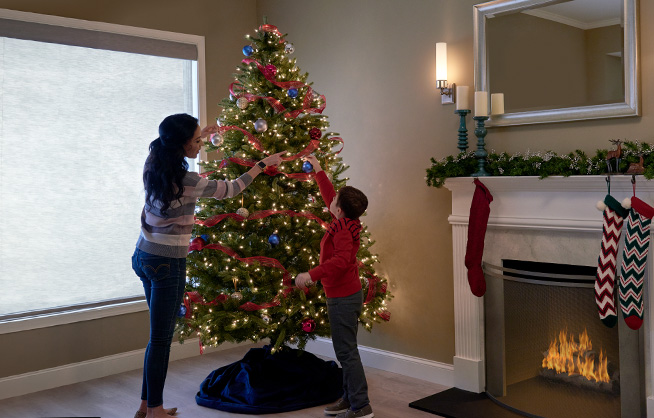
[542,329,610,383]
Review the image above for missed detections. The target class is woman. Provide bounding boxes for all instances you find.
[132,113,284,418]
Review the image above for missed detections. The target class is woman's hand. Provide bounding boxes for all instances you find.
[260,151,287,167]
[303,154,323,172]
[200,124,220,138]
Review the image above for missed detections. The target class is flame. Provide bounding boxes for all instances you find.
[541,329,610,383]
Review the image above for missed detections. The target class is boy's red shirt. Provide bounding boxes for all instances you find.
[308,171,362,298]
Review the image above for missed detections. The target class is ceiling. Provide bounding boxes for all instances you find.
[538,0,622,27]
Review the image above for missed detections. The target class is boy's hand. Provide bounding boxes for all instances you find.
[295,272,314,290]
[303,154,323,172]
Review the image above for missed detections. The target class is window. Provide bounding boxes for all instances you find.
[0,9,205,321]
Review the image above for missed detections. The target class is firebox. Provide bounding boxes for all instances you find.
[484,260,645,418]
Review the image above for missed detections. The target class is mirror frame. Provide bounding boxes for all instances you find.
[474,0,639,127]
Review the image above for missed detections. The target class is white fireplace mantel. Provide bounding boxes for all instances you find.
[445,175,654,416]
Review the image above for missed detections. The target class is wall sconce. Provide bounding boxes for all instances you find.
[436,42,455,104]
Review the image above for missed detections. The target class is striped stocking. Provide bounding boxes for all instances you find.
[595,195,628,328]
[619,196,654,330]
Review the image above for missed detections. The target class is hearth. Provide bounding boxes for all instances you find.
[484,259,642,418]
[444,176,654,417]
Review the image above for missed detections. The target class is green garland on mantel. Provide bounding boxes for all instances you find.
[426,141,654,188]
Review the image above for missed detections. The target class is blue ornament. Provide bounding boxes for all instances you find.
[268,233,280,246]
[302,161,313,173]
[242,45,254,56]
[177,304,187,317]
[200,234,209,243]
[288,88,298,98]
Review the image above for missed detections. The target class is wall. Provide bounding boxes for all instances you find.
[0,0,257,378]
[3,0,652,381]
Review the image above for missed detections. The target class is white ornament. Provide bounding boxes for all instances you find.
[622,197,632,209]
[254,118,268,133]
[596,200,607,211]
[211,133,224,146]
[285,42,295,54]
[236,207,250,218]
[231,291,243,301]
[237,97,249,110]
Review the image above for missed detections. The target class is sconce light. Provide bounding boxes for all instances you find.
[436,42,455,104]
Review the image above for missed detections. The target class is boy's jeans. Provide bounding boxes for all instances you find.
[327,290,370,410]
[132,248,186,408]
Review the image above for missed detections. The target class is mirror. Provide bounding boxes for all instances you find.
[474,0,639,127]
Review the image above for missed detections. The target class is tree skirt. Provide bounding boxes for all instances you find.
[196,345,343,414]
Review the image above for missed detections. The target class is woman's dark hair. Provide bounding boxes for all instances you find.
[144,113,198,215]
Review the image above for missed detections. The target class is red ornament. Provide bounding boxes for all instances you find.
[301,318,316,332]
[309,128,321,140]
[264,64,277,79]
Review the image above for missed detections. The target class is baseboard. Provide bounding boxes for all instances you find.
[0,339,254,401]
[304,337,454,387]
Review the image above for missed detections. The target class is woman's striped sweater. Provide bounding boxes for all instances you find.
[136,171,252,258]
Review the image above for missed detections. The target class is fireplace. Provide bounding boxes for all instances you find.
[484,259,642,418]
[444,176,653,417]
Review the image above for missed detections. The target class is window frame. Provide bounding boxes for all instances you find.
[0,8,206,333]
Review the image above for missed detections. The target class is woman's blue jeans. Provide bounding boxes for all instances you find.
[327,290,369,411]
[132,248,186,408]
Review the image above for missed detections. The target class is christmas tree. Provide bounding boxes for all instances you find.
[178,23,392,354]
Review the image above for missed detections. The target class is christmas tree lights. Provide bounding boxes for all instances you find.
[177,24,392,354]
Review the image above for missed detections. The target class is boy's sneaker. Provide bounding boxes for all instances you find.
[324,398,351,415]
[335,404,374,418]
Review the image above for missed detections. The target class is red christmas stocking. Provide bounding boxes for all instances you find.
[595,194,628,328]
[464,178,493,297]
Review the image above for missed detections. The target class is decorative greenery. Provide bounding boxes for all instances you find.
[426,141,654,188]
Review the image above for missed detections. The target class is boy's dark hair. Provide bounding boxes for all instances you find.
[337,186,368,219]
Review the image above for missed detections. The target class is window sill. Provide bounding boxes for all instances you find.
[0,298,148,335]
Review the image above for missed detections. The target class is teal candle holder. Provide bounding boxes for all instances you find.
[472,116,490,177]
[455,109,471,153]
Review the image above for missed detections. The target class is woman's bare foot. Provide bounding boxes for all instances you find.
[146,405,173,418]
[137,400,177,417]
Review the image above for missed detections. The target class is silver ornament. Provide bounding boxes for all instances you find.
[285,42,295,54]
[262,314,271,324]
[211,133,224,146]
[254,118,268,133]
[231,291,243,301]
[237,97,249,110]
[236,207,250,218]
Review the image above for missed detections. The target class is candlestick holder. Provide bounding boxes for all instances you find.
[472,116,490,177]
[454,109,471,153]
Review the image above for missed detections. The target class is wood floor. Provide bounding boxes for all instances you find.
[0,344,449,418]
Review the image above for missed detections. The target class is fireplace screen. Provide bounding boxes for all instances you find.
[484,260,643,418]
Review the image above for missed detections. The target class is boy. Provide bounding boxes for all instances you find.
[295,154,373,418]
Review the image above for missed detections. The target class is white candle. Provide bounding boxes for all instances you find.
[474,91,488,117]
[456,86,470,110]
[491,93,505,115]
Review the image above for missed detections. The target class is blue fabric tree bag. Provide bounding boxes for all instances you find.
[196,345,343,414]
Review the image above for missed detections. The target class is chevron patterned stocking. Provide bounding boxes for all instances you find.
[619,196,654,330]
[595,194,628,328]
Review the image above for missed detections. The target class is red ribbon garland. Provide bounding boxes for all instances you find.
[214,125,266,154]
[196,209,329,229]
[189,238,292,287]
[259,24,284,42]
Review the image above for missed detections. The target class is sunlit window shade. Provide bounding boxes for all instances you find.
[0,26,197,315]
